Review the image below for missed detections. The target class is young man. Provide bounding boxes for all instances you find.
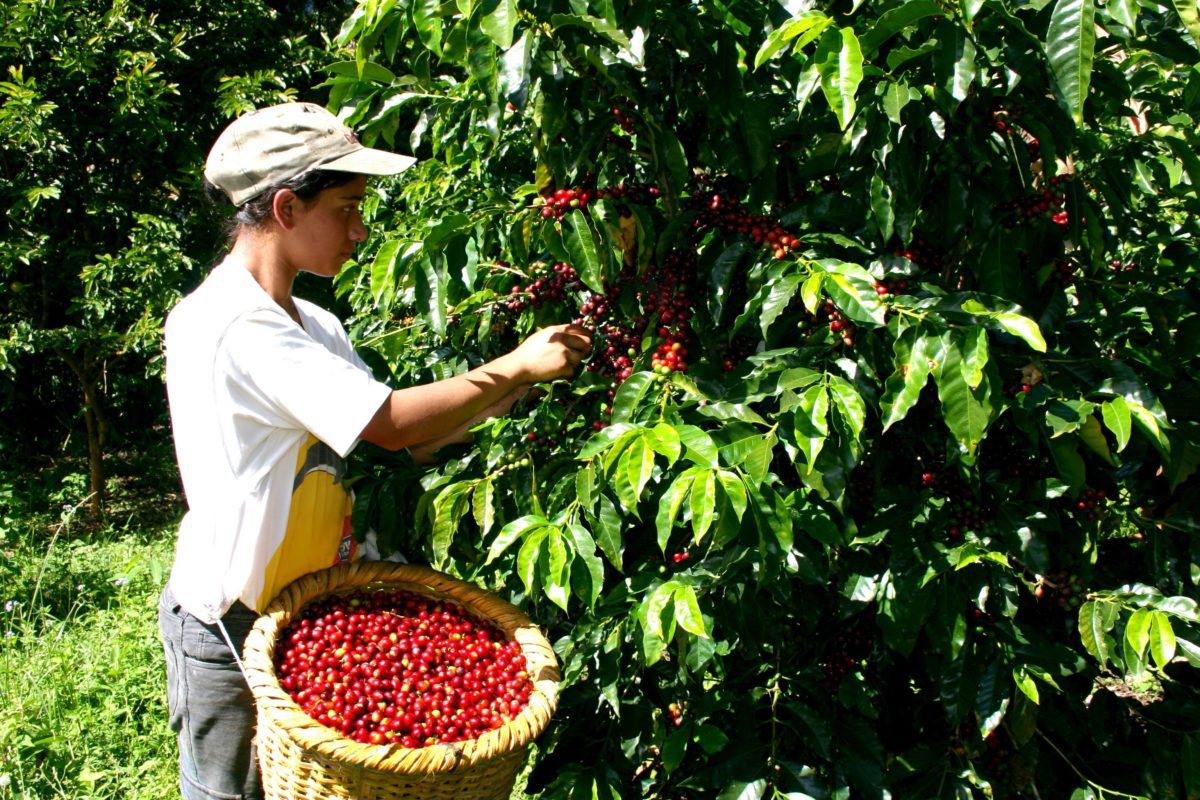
[159,102,590,799]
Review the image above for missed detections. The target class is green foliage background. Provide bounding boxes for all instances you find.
[328,0,1200,797]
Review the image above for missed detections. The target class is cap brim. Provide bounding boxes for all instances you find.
[320,147,417,176]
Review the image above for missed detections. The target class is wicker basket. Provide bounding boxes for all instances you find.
[242,561,560,800]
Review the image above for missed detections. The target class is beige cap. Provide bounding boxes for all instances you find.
[204,102,416,206]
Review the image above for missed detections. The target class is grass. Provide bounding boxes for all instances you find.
[0,453,181,800]
[0,448,546,800]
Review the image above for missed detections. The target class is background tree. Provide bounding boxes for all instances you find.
[0,0,354,517]
[327,0,1200,796]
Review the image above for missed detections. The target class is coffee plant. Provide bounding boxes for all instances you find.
[327,0,1200,796]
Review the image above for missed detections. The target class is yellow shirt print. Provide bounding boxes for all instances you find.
[258,434,357,611]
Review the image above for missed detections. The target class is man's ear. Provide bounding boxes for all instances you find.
[271,188,300,230]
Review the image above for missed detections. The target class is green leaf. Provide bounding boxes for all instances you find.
[819,260,888,326]
[1101,396,1133,452]
[795,384,830,470]
[415,255,447,335]
[717,470,749,525]
[648,423,682,467]
[472,477,495,538]
[881,327,935,430]
[431,481,472,567]
[1079,414,1115,466]
[562,212,611,294]
[517,527,549,595]
[543,528,570,610]
[487,514,551,563]
[759,271,805,338]
[676,425,720,467]
[565,523,604,610]
[610,372,657,423]
[1149,610,1177,669]
[592,492,624,570]
[828,376,866,444]
[1171,0,1200,50]
[1045,0,1097,124]
[960,326,989,391]
[480,0,519,49]
[882,79,912,124]
[870,170,894,242]
[411,0,444,56]
[1125,607,1153,665]
[975,660,1010,739]
[369,238,402,307]
[753,11,832,69]
[1046,399,1097,438]
[656,470,698,552]
[673,584,709,637]
[860,0,945,54]
[717,779,767,800]
[1013,668,1040,705]
[1078,600,1120,669]
[690,469,717,544]
[646,581,679,640]
[935,333,997,462]
[800,272,824,315]
[960,299,1047,352]
[815,27,864,130]
[623,435,657,503]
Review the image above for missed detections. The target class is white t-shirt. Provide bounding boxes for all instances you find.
[164,257,392,623]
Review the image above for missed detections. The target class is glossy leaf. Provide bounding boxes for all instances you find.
[814,27,864,130]
[1045,0,1096,124]
[1101,396,1133,452]
[562,212,610,294]
[1078,600,1120,669]
[935,333,997,461]
[690,468,716,543]
[674,584,709,637]
[880,327,936,430]
[480,0,518,49]
[1149,610,1177,669]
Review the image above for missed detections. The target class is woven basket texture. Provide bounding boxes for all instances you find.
[242,561,560,800]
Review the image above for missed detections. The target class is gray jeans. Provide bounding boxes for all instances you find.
[159,585,263,800]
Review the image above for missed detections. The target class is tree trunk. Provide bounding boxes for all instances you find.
[58,346,108,518]
[80,374,106,518]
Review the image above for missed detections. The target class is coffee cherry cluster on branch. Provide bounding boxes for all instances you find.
[650,335,689,375]
[721,336,758,372]
[821,610,876,690]
[1065,487,1107,522]
[577,249,697,388]
[535,181,661,220]
[685,188,800,260]
[274,589,534,749]
[920,470,993,539]
[1002,175,1070,228]
[1034,570,1087,610]
[1050,258,1077,287]
[537,187,594,219]
[895,236,945,272]
[610,99,636,134]
[503,261,581,313]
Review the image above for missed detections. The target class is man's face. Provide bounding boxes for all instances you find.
[291,174,369,278]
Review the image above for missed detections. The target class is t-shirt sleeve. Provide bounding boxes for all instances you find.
[217,309,393,458]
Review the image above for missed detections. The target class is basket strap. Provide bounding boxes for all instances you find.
[215,613,252,686]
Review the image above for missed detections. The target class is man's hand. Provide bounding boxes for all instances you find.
[505,323,593,384]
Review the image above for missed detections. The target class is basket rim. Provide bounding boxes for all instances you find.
[242,560,560,775]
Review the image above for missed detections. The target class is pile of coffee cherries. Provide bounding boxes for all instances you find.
[274,589,534,749]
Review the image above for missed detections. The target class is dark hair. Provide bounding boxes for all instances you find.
[204,169,360,243]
